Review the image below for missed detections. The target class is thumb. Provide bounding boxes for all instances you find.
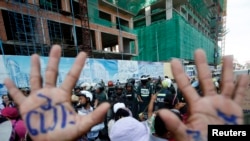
[78,102,110,133]
[158,109,187,141]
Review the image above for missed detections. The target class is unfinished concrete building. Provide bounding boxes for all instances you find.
[0,0,137,59]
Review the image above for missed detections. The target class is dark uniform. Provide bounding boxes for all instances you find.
[124,82,138,118]
[155,88,172,110]
[137,76,153,117]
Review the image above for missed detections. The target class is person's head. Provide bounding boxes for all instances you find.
[107,80,114,87]
[94,83,105,93]
[114,108,131,121]
[1,107,19,120]
[164,94,179,109]
[161,79,170,89]
[80,82,91,91]
[154,114,169,139]
[127,78,135,86]
[115,84,124,95]
[113,102,132,121]
[125,82,133,92]
[1,94,9,103]
[76,90,93,107]
[109,117,150,141]
[154,110,182,140]
[140,75,149,85]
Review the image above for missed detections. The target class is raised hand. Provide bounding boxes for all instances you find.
[159,49,249,141]
[4,45,110,141]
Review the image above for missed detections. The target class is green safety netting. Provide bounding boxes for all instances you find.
[103,0,160,15]
[133,11,217,64]
[189,0,211,20]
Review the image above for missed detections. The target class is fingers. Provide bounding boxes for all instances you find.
[195,49,216,96]
[45,45,61,88]
[60,52,87,92]
[233,74,249,105]
[4,78,26,106]
[171,59,199,106]
[158,109,187,141]
[79,102,110,133]
[220,55,235,98]
[30,54,42,92]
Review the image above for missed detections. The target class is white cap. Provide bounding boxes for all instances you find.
[78,90,93,102]
[80,82,91,91]
[109,117,150,141]
[113,102,126,113]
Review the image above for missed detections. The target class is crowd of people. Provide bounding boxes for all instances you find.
[0,45,249,141]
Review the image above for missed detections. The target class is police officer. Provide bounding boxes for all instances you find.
[107,80,115,99]
[137,75,153,118]
[93,83,107,108]
[155,79,173,110]
[110,83,126,104]
[124,82,137,118]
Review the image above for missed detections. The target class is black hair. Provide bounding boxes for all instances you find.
[154,114,168,137]
[127,78,135,85]
[154,110,182,138]
[114,108,130,121]
[164,94,179,109]
[1,94,7,99]
[125,82,133,88]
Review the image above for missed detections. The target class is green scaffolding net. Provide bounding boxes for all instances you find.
[103,0,161,15]
[189,0,211,20]
[133,11,217,64]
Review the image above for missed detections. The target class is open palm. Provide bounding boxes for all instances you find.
[5,45,110,141]
[159,49,249,141]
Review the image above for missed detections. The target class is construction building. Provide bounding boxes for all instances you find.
[0,0,227,65]
[132,0,227,65]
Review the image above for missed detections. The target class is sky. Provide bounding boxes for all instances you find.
[225,0,250,64]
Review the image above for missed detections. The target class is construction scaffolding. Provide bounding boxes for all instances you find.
[132,0,227,65]
[2,0,89,57]
[134,11,215,64]
[79,0,92,56]
[5,0,51,56]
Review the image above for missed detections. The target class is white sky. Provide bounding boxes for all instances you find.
[225,0,250,64]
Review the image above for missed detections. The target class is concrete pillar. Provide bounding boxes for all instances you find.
[27,0,39,6]
[111,15,116,28]
[145,6,151,26]
[135,39,138,55]
[38,18,50,45]
[61,0,71,13]
[0,10,7,41]
[95,30,102,51]
[118,36,123,52]
[129,17,133,29]
[166,0,173,20]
